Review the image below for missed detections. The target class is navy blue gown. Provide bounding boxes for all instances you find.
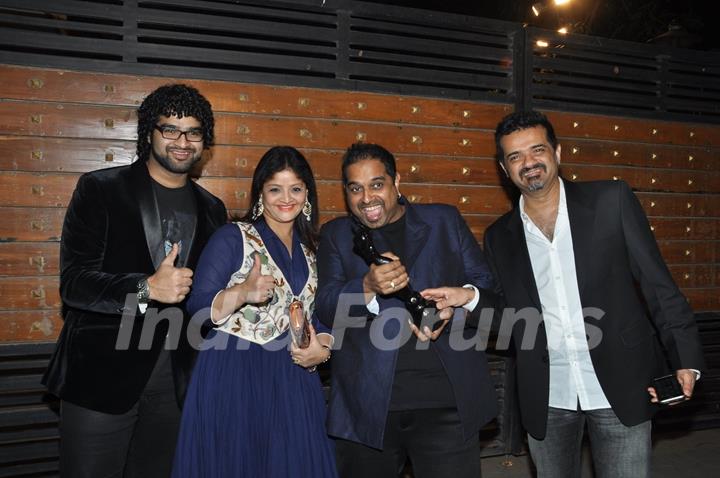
[172,221,337,478]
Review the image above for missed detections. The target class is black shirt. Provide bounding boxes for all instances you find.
[377,214,456,411]
[147,179,197,393]
[152,179,197,268]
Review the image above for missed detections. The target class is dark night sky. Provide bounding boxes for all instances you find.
[363,0,719,51]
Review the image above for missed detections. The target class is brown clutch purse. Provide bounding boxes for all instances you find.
[289,300,310,349]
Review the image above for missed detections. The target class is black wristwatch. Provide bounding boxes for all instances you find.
[137,277,150,304]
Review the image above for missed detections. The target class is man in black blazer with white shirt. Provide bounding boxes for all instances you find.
[482,111,704,478]
[43,85,227,477]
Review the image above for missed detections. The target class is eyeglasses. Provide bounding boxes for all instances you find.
[154,125,204,142]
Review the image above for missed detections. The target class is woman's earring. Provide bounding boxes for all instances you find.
[302,198,312,222]
[252,195,264,220]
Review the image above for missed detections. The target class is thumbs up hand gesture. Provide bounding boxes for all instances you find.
[237,253,276,304]
[147,243,194,304]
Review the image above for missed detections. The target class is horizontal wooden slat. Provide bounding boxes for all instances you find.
[8,172,718,218]
[545,111,720,147]
[199,177,512,215]
[347,61,511,92]
[0,0,123,19]
[684,289,720,311]
[0,136,135,173]
[559,139,719,172]
[0,342,55,357]
[0,310,62,342]
[664,96,720,115]
[2,239,709,279]
[0,138,506,187]
[0,65,512,128]
[0,31,123,59]
[533,54,658,84]
[0,426,58,446]
[213,115,496,154]
[347,48,510,76]
[138,4,336,43]
[0,358,49,372]
[0,375,46,395]
[0,103,498,155]
[646,218,719,241]
[637,193,720,218]
[0,102,137,140]
[535,84,660,111]
[0,392,50,408]
[657,240,719,264]
[134,43,336,77]
[533,72,657,96]
[349,16,512,48]
[0,460,59,478]
[0,440,58,465]
[531,40,659,69]
[0,13,124,38]
[0,172,78,208]
[560,165,720,194]
[669,265,717,288]
[0,277,60,310]
[139,27,336,58]
[0,243,59,276]
[0,207,64,242]
[349,31,499,62]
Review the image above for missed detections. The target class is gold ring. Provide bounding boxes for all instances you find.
[390,280,396,289]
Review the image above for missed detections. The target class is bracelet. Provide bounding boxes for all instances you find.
[320,344,331,363]
[307,345,331,373]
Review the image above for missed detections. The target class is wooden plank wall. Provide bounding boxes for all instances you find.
[0,64,719,344]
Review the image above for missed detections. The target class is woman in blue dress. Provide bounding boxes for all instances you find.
[172,146,337,478]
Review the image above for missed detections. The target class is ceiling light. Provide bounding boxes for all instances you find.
[536,40,549,47]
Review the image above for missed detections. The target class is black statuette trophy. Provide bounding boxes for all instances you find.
[352,221,442,330]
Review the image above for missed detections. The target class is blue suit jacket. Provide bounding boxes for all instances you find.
[316,201,498,449]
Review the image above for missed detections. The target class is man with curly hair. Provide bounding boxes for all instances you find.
[43,84,227,477]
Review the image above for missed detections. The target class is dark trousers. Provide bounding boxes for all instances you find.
[59,353,181,478]
[335,407,482,478]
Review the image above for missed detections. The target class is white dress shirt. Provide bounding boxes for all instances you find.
[520,179,611,411]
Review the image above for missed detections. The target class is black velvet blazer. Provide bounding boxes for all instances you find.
[42,161,227,414]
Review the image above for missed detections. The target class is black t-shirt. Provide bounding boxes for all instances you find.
[377,214,456,411]
[146,179,197,393]
[152,179,197,268]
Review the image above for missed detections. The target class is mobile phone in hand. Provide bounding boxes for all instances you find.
[653,374,686,405]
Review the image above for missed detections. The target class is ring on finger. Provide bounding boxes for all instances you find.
[390,280,396,289]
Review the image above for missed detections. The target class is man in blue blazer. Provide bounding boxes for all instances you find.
[484,111,705,477]
[316,143,498,478]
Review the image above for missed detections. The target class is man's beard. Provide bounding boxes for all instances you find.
[521,163,547,192]
[151,145,201,174]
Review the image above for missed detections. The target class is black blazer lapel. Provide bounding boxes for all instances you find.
[564,181,596,299]
[185,184,213,270]
[130,161,165,270]
[402,203,430,273]
[505,208,543,310]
